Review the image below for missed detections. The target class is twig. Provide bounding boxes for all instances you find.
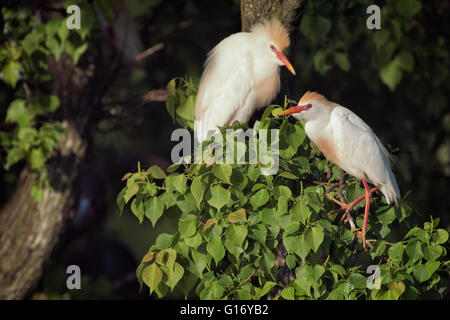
[135,43,164,62]
[23,82,31,104]
[243,270,256,284]
[142,89,169,102]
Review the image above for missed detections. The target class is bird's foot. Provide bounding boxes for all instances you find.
[355,231,374,250]
[326,192,371,248]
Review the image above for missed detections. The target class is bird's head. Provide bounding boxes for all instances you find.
[251,19,296,75]
[280,91,336,121]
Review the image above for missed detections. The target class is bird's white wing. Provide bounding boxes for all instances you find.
[195,33,254,142]
[331,106,400,204]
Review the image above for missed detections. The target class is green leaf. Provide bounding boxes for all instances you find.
[166,94,176,121]
[155,233,173,249]
[425,260,440,276]
[172,174,187,193]
[286,254,296,269]
[27,148,45,170]
[17,127,37,145]
[348,273,367,290]
[250,188,270,209]
[334,52,350,72]
[4,147,25,170]
[288,126,306,151]
[228,208,246,223]
[396,50,414,72]
[212,164,232,183]
[290,197,310,225]
[406,240,423,264]
[167,78,176,95]
[378,207,396,225]
[142,263,163,294]
[159,191,177,208]
[190,250,207,276]
[283,236,298,255]
[423,244,444,261]
[178,271,198,299]
[190,176,204,206]
[124,183,139,203]
[301,14,332,38]
[179,214,197,238]
[30,95,60,116]
[250,224,267,244]
[257,281,277,299]
[6,99,29,127]
[388,242,404,260]
[2,61,21,87]
[226,224,248,247]
[294,234,310,259]
[279,171,298,179]
[308,265,325,282]
[413,263,431,282]
[184,232,202,248]
[304,226,324,253]
[405,227,422,239]
[396,0,422,18]
[30,184,44,202]
[207,185,230,211]
[284,222,300,236]
[281,287,295,300]
[145,197,164,227]
[379,59,403,91]
[432,229,448,245]
[147,165,166,179]
[131,197,145,223]
[176,95,195,121]
[388,281,405,300]
[206,237,225,265]
[165,262,184,290]
[204,218,217,230]
[313,50,332,75]
[373,29,390,50]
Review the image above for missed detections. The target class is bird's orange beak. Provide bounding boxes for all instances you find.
[279,104,312,116]
[278,53,296,75]
[271,46,296,75]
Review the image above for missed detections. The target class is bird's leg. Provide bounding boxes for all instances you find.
[338,169,345,202]
[326,182,377,236]
[359,179,377,251]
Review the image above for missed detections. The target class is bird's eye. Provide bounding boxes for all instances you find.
[270,44,277,52]
[305,104,312,110]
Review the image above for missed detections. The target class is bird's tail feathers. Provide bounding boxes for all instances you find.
[380,182,401,207]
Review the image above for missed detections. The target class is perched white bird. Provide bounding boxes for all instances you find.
[195,18,296,142]
[280,91,401,249]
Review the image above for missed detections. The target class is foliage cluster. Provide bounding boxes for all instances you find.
[0,5,93,199]
[117,79,450,300]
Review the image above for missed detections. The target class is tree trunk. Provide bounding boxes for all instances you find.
[0,51,113,299]
[240,0,307,298]
[0,123,87,299]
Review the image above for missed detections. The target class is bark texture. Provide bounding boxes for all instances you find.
[240,0,307,298]
[0,51,114,299]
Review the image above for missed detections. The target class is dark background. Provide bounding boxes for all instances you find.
[0,0,448,299]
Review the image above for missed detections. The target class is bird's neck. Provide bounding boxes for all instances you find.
[253,56,279,80]
[304,112,331,142]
